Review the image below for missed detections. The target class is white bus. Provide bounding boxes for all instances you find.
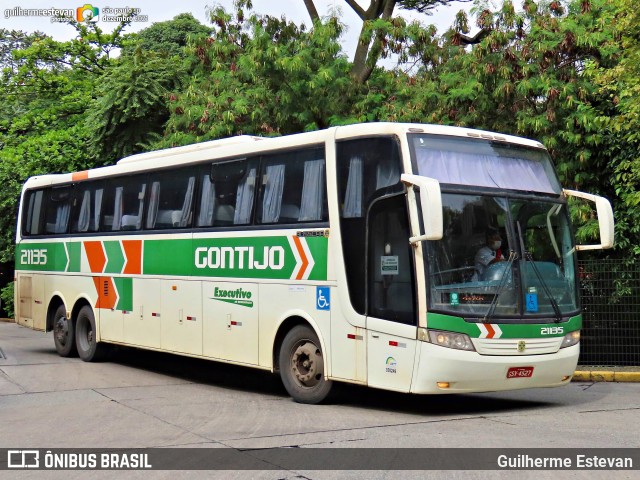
[14,123,614,403]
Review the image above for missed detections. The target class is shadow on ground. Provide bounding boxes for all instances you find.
[106,346,560,417]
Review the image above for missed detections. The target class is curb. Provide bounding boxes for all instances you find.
[573,371,640,382]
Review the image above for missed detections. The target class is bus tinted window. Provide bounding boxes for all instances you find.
[71,183,103,233]
[44,187,73,235]
[199,158,260,227]
[146,169,196,229]
[257,148,326,224]
[337,138,403,218]
[23,190,45,236]
[101,176,147,231]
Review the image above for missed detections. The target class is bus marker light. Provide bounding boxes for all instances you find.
[437,382,450,389]
[347,334,363,340]
[562,375,571,382]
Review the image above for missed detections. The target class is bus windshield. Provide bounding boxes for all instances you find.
[410,134,562,194]
[424,193,579,320]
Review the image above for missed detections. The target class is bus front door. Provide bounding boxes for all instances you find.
[365,195,417,392]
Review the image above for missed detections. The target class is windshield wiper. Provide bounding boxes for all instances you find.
[483,250,518,323]
[523,252,563,323]
[516,221,562,323]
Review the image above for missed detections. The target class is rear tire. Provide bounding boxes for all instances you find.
[279,325,332,404]
[75,305,109,362]
[53,305,77,357]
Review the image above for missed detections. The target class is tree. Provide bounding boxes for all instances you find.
[86,14,210,162]
[301,0,473,83]
[159,5,354,146]
[120,13,212,57]
[0,20,130,263]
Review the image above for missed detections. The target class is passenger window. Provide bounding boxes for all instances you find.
[44,187,73,235]
[198,158,260,227]
[101,176,147,231]
[71,183,103,233]
[146,170,196,229]
[22,190,45,236]
[257,147,326,224]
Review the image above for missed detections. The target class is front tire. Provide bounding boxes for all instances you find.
[53,305,77,357]
[279,325,332,404]
[75,305,109,362]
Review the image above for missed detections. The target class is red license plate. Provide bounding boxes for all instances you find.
[507,366,534,379]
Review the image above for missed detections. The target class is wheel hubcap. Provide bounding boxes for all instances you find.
[54,317,68,345]
[291,341,323,387]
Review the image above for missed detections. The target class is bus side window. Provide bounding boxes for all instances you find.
[100,176,147,232]
[146,169,196,230]
[44,187,73,235]
[71,184,103,233]
[22,190,45,236]
[257,147,326,224]
[201,158,260,227]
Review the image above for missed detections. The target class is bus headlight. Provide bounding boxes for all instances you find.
[426,329,475,351]
[560,330,580,348]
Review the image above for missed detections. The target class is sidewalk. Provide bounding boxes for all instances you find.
[573,366,640,382]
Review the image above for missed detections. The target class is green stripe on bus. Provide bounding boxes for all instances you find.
[104,241,125,274]
[15,243,67,272]
[426,312,582,338]
[67,242,81,272]
[114,277,133,311]
[17,235,329,281]
[144,236,328,280]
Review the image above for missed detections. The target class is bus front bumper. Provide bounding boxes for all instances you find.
[411,342,579,394]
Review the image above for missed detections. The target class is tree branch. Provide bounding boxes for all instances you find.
[453,28,490,46]
[345,0,367,20]
[303,0,320,22]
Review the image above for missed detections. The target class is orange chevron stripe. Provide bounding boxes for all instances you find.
[93,277,117,310]
[486,324,496,339]
[122,240,142,274]
[292,236,309,280]
[84,241,106,273]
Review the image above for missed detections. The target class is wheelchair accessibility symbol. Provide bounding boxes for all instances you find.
[316,287,330,311]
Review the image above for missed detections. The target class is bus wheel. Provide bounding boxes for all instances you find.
[75,306,108,362]
[53,305,77,357]
[279,325,332,404]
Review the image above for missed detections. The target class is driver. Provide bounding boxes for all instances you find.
[473,228,504,280]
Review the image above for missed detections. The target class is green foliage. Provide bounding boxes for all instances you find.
[1,282,14,319]
[86,50,186,162]
[159,7,354,146]
[121,13,212,57]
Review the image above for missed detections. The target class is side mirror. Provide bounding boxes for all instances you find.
[563,189,615,250]
[401,174,443,243]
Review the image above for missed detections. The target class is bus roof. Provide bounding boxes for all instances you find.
[22,122,545,190]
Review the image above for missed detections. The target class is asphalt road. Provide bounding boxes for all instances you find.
[1,320,638,480]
